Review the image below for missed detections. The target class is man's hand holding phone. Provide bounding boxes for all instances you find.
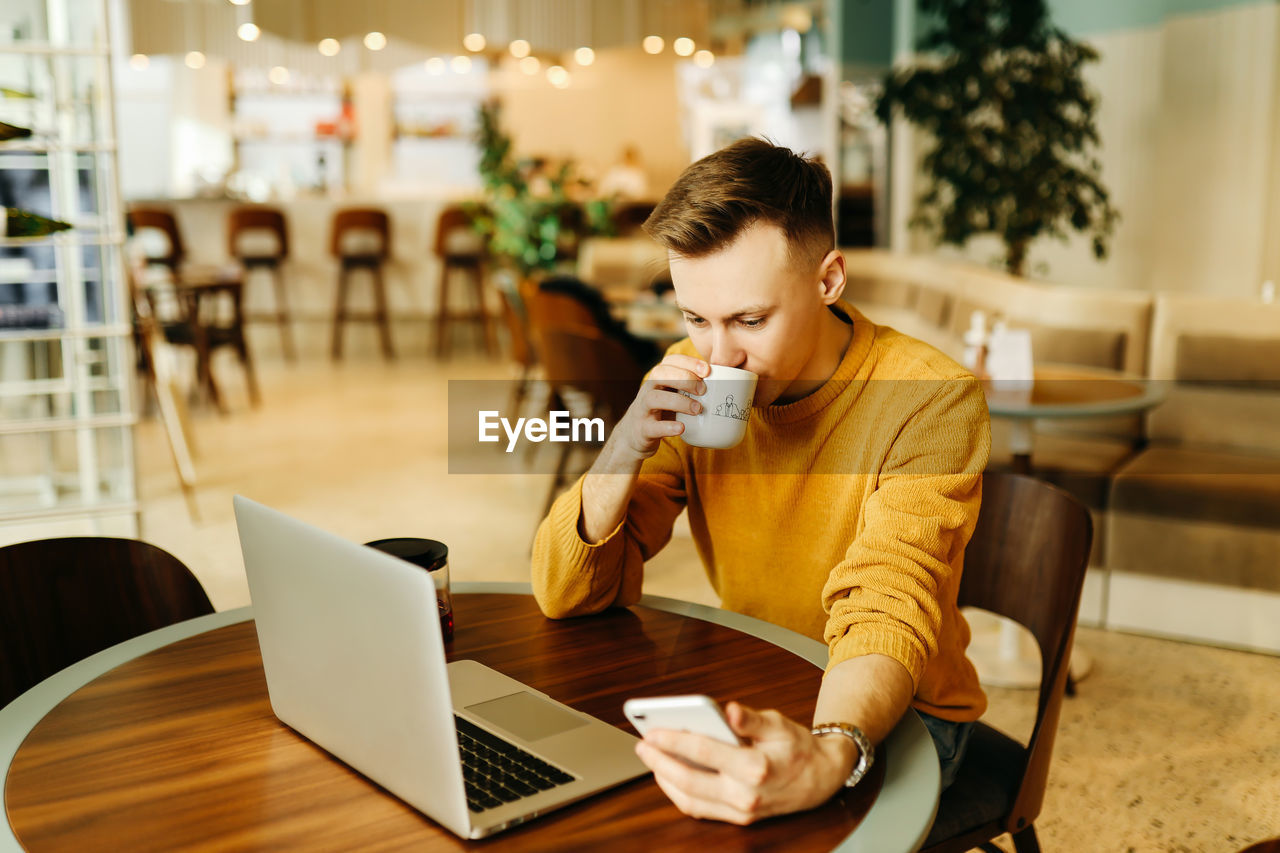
[624,695,856,825]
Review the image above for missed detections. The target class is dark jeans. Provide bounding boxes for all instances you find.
[919,711,974,791]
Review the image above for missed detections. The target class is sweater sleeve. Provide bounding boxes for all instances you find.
[531,436,688,619]
[820,376,990,687]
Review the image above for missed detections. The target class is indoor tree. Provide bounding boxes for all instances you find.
[876,0,1119,276]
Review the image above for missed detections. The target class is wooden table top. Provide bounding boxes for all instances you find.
[983,363,1167,419]
[3,589,937,852]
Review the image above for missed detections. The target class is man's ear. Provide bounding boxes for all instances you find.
[816,250,847,305]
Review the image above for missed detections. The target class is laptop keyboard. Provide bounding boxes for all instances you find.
[455,716,576,813]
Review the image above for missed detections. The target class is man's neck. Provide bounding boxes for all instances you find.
[774,305,855,405]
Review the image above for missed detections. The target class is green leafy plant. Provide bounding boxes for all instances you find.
[469,99,612,277]
[876,0,1119,276]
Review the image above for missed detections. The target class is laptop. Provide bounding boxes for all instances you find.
[233,496,648,839]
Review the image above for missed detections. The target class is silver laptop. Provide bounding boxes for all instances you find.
[233,496,648,839]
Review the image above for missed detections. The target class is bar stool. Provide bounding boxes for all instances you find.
[127,207,185,278]
[227,206,294,361]
[330,208,394,361]
[433,205,496,359]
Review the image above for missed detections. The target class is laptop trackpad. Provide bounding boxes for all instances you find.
[466,691,589,741]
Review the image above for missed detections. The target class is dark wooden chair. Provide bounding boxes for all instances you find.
[330,207,393,360]
[127,207,185,277]
[129,210,258,411]
[0,537,215,708]
[526,280,653,515]
[922,472,1093,853]
[433,205,496,359]
[611,200,656,237]
[228,206,294,361]
[496,279,537,417]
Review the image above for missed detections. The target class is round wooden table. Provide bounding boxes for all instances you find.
[1,583,941,852]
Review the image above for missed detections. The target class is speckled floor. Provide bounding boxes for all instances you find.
[133,345,1280,853]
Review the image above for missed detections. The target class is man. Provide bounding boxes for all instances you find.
[531,138,990,823]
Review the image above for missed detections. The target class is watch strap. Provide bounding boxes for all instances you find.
[811,722,874,788]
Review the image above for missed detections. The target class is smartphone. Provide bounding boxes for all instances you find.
[623,694,743,746]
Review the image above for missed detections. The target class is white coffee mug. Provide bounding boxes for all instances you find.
[676,364,759,449]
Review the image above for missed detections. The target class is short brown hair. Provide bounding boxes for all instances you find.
[643,138,834,269]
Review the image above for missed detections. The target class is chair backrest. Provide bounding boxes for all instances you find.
[433,205,483,259]
[526,280,653,423]
[496,279,535,369]
[128,207,185,272]
[959,472,1092,833]
[0,537,215,707]
[330,208,390,259]
[228,206,288,260]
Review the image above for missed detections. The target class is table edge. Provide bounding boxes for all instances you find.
[2,583,940,853]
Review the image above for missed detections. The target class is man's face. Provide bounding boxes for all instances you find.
[668,221,835,407]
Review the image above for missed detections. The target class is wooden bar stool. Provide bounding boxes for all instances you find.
[127,207,185,278]
[228,206,295,361]
[330,208,394,361]
[433,205,496,359]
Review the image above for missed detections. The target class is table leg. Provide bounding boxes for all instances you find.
[1009,419,1034,475]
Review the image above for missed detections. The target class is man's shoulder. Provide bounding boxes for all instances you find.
[862,317,972,383]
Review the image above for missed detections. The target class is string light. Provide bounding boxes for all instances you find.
[509,39,531,58]
[129,53,150,70]
[318,38,340,56]
[237,22,260,42]
[674,37,695,56]
[574,46,594,66]
[184,51,206,69]
[693,49,715,67]
[643,36,664,54]
[451,55,472,73]
[519,56,541,75]
[425,57,446,74]
[268,66,290,84]
[463,33,486,52]
[546,65,569,87]
[364,31,387,51]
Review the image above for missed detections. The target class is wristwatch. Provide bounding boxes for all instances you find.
[811,722,875,788]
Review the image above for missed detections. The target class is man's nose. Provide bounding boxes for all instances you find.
[707,332,747,368]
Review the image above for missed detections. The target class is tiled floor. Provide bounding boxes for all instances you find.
[134,351,1280,853]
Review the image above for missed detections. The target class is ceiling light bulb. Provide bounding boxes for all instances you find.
[237,22,260,42]
[425,57,446,74]
[519,55,541,75]
[451,55,472,73]
[364,31,387,51]
[546,65,568,87]
[268,65,289,84]
[184,51,206,69]
[228,0,251,5]
[693,49,715,68]
[129,53,150,70]
[318,38,340,56]
[674,37,695,56]
[509,39,531,58]
[574,46,595,66]
[643,35,664,54]
[463,33,486,52]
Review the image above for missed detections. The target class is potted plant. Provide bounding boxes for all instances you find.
[876,0,1119,276]
[468,100,612,279]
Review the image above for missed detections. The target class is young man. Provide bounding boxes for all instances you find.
[531,138,990,823]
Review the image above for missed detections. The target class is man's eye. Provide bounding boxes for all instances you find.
[740,318,765,328]
[684,316,707,327]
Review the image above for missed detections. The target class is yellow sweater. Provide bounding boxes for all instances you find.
[531,303,991,722]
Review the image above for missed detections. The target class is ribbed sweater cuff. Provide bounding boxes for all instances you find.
[826,632,929,690]
[550,476,627,563]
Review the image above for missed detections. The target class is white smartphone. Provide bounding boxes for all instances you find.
[623,694,743,746]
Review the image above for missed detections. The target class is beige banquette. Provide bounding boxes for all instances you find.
[840,250,1280,653]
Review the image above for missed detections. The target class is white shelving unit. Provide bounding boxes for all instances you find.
[0,0,137,544]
